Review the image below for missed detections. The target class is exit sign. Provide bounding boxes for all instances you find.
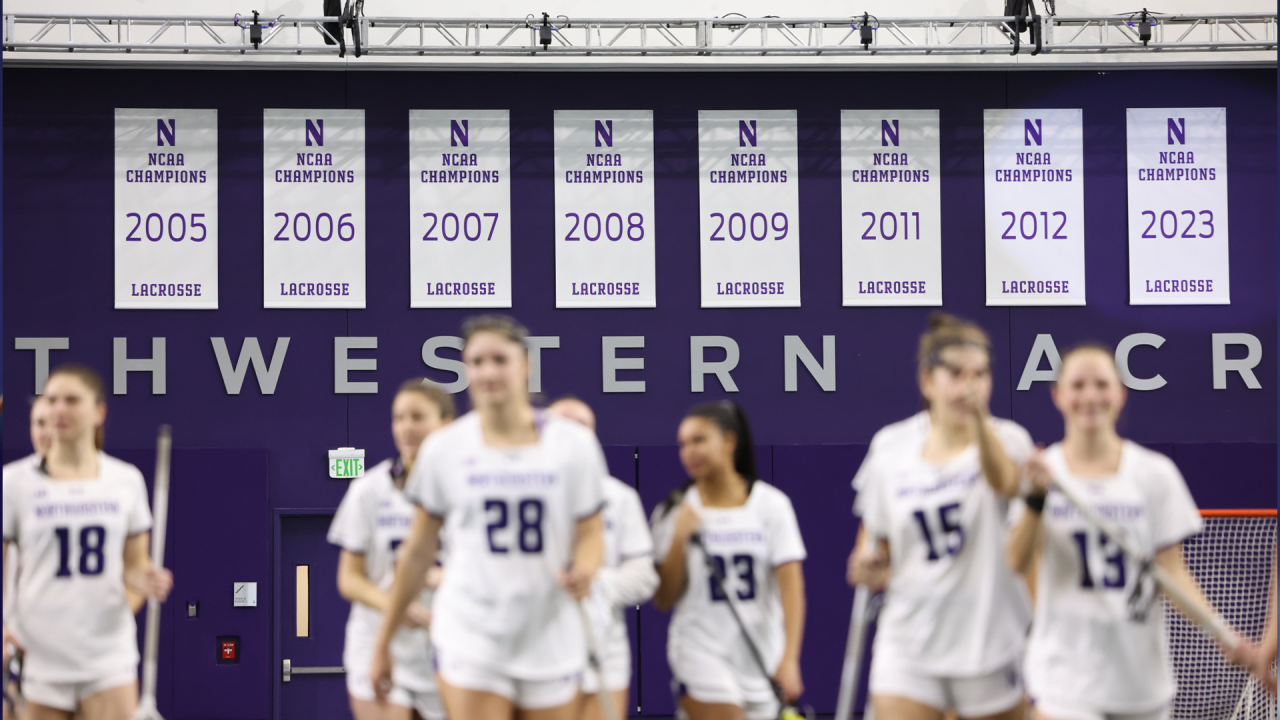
[328,448,365,479]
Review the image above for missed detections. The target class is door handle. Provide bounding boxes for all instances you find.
[281,658,345,683]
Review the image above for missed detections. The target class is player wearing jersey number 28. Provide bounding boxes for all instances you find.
[329,380,456,720]
[849,314,1032,720]
[2,365,173,720]
[371,316,607,720]
[1008,345,1258,720]
[652,401,807,720]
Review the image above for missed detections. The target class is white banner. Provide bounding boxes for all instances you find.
[263,109,365,308]
[554,110,656,308]
[114,109,218,309]
[699,110,801,308]
[983,109,1086,306]
[410,110,512,308]
[1126,108,1229,305]
[841,110,941,306]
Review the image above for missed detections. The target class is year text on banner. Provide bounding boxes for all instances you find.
[983,108,1086,306]
[410,110,512,308]
[1126,108,1229,305]
[699,110,801,308]
[115,108,218,310]
[263,109,365,309]
[842,109,941,307]
[554,110,656,308]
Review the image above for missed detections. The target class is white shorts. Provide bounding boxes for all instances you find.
[869,652,1023,717]
[347,671,445,720]
[434,647,581,710]
[1033,699,1168,720]
[22,670,136,712]
[582,630,631,694]
[670,642,778,720]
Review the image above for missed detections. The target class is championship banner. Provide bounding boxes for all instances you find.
[699,110,801,308]
[410,110,512,308]
[983,108,1086,306]
[263,109,365,309]
[841,109,941,306]
[1126,108,1229,305]
[114,108,218,309]
[553,110,656,308]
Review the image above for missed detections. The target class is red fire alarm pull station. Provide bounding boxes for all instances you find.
[217,636,240,664]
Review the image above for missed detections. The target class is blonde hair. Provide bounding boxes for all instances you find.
[1055,342,1119,383]
[396,378,456,419]
[917,312,991,373]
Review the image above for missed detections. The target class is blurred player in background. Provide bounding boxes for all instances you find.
[329,379,456,720]
[652,401,807,720]
[848,313,1033,720]
[546,397,658,720]
[372,316,607,720]
[2,365,172,720]
[1008,345,1258,720]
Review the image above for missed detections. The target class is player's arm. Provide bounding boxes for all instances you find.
[1,540,18,666]
[973,416,1020,497]
[560,511,604,600]
[122,532,173,602]
[1154,542,1256,666]
[597,556,659,608]
[654,504,700,611]
[337,550,388,612]
[1254,550,1277,694]
[846,525,890,592]
[371,508,441,698]
[1007,450,1049,574]
[774,560,806,701]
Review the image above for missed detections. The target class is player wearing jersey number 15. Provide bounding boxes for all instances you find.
[849,314,1033,720]
[371,316,607,720]
[1008,345,1258,720]
[2,365,173,720]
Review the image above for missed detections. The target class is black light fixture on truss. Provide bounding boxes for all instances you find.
[1002,0,1043,55]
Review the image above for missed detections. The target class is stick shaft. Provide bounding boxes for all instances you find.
[140,426,172,702]
[835,586,872,720]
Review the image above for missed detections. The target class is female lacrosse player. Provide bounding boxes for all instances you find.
[329,379,456,720]
[2,364,172,719]
[371,316,607,720]
[847,313,1033,720]
[546,397,659,720]
[1008,345,1257,720]
[652,401,807,720]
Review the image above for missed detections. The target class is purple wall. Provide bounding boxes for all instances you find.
[3,67,1275,718]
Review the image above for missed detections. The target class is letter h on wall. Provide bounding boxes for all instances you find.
[451,119,469,147]
[1024,119,1042,146]
[156,119,177,147]
[739,120,757,147]
[1167,118,1186,145]
[594,120,613,148]
[305,119,324,147]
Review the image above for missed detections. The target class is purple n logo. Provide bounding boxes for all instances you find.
[305,119,324,147]
[156,119,176,147]
[1024,119,1043,146]
[1167,118,1186,145]
[881,119,899,147]
[739,120,757,147]
[594,120,613,148]
[450,120,469,147]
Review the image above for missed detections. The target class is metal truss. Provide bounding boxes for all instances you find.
[3,12,1275,58]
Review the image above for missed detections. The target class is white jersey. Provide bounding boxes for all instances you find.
[406,411,606,680]
[1025,442,1203,713]
[2,455,39,622]
[2,453,152,682]
[327,459,435,693]
[854,412,1034,676]
[651,482,806,692]
[586,477,656,653]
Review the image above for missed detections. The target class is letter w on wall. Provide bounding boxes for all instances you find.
[211,338,291,394]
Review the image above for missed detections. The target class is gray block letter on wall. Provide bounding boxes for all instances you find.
[1016,334,1061,391]
[690,336,740,393]
[1115,333,1166,391]
[1212,333,1263,390]
[15,337,69,394]
[602,336,646,393]
[335,337,378,394]
[211,337,291,395]
[113,337,167,395]
[784,335,835,392]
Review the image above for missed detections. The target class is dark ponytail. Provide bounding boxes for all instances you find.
[655,401,758,521]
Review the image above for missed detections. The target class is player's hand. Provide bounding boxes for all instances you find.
[1221,634,1259,670]
[1,625,22,666]
[672,503,702,545]
[773,657,804,703]
[558,566,594,600]
[369,640,394,702]
[145,566,174,602]
[403,602,432,630]
[1025,450,1052,495]
[424,566,444,590]
[848,544,889,592]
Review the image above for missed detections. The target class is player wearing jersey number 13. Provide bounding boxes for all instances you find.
[2,365,173,720]
[371,316,608,720]
[1008,345,1258,720]
[848,314,1033,720]
[652,401,808,720]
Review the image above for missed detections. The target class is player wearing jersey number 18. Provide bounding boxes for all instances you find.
[371,316,607,720]
[329,380,456,720]
[652,401,807,720]
[1008,345,1258,720]
[2,365,173,720]
[848,314,1033,720]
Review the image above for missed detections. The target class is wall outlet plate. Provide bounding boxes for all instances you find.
[233,581,257,607]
